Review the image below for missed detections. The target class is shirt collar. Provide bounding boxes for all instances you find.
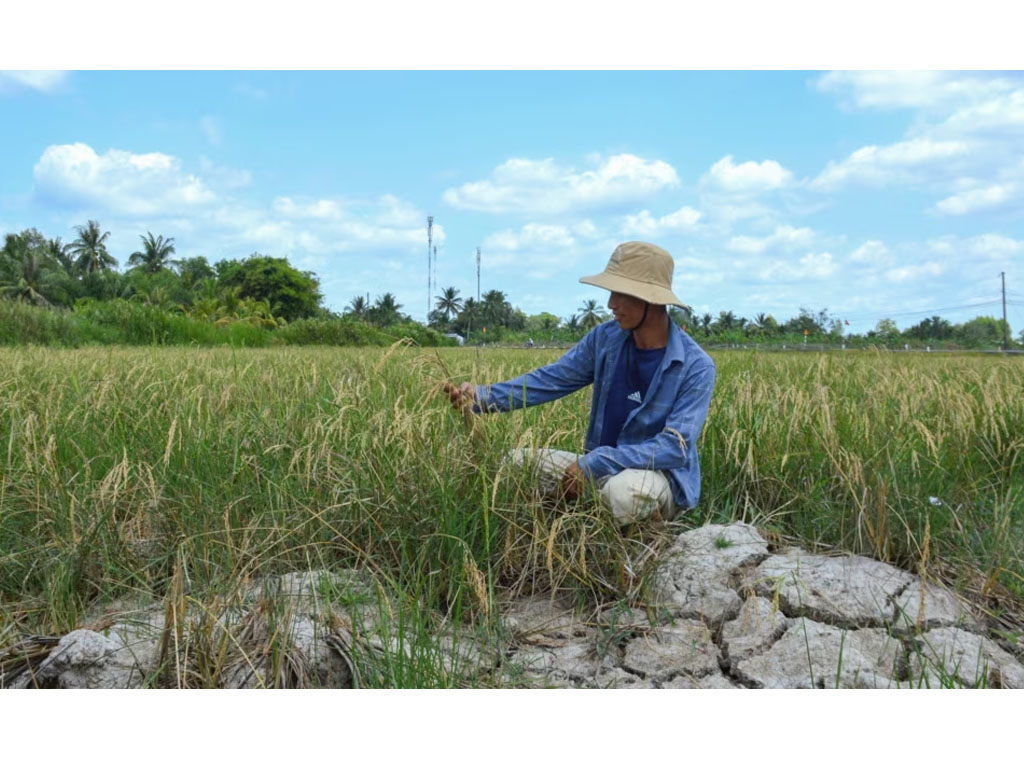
[604,318,687,366]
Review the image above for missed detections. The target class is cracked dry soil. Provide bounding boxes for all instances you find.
[6,523,1023,689]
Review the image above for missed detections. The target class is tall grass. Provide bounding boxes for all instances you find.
[0,299,454,348]
[0,345,1021,685]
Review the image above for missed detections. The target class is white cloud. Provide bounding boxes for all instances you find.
[484,223,575,253]
[0,70,68,94]
[934,182,1018,215]
[940,89,1024,136]
[442,153,679,214]
[813,71,1024,214]
[572,219,599,239]
[966,233,1024,258]
[760,251,837,281]
[211,194,441,262]
[33,142,217,216]
[621,206,702,237]
[814,71,1014,111]
[812,138,969,190]
[703,155,792,195]
[885,262,946,283]
[727,224,813,254]
[850,240,890,264]
[272,197,345,220]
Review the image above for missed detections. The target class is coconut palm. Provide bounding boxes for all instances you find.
[716,310,737,331]
[346,295,368,319]
[128,232,176,274]
[46,237,75,276]
[454,297,482,336]
[481,289,510,329]
[71,220,116,275]
[435,286,463,321]
[578,299,604,330]
[700,313,713,336]
[0,233,60,306]
[368,292,402,327]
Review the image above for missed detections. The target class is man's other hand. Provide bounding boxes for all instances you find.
[560,462,583,500]
[443,381,477,412]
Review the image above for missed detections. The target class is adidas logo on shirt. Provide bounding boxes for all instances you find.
[627,391,642,404]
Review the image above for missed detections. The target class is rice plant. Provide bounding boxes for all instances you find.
[0,345,1021,685]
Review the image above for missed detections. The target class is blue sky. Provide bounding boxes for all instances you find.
[2,69,1023,334]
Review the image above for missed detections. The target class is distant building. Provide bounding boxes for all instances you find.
[444,333,465,346]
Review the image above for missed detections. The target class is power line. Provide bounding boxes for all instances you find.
[840,299,1003,322]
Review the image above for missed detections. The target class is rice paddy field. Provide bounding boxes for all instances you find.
[1,343,1022,686]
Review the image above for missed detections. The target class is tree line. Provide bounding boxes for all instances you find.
[392,285,1019,349]
[1,221,324,327]
[2,222,1018,350]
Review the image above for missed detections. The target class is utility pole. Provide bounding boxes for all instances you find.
[476,246,481,302]
[426,216,434,320]
[1001,271,1009,351]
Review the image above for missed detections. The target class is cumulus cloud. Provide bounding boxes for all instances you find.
[850,240,890,264]
[966,233,1024,258]
[484,223,574,252]
[885,262,946,283]
[813,71,1024,215]
[702,155,793,195]
[621,206,702,237]
[196,193,442,273]
[814,71,1014,111]
[442,153,679,214]
[727,224,813,254]
[760,251,837,282]
[934,182,1018,215]
[939,89,1024,137]
[33,142,217,215]
[0,70,68,94]
[812,138,969,190]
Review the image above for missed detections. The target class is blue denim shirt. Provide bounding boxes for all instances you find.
[474,320,716,509]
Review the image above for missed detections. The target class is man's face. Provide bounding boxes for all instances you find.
[607,291,647,330]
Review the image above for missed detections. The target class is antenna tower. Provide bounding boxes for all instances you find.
[426,216,434,319]
[1001,271,1009,351]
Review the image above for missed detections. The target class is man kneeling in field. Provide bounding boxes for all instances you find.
[443,241,716,526]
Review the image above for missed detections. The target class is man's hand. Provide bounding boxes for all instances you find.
[442,381,478,412]
[560,461,584,500]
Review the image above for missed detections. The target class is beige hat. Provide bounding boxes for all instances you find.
[579,241,688,309]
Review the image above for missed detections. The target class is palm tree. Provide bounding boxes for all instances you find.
[71,220,116,275]
[435,286,463,321]
[716,310,736,331]
[128,232,176,274]
[346,295,368,319]
[454,297,482,336]
[0,233,60,306]
[369,292,402,327]
[46,237,75,276]
[700,313,713,336]
[481,289,510,329]
[578,299,604,330]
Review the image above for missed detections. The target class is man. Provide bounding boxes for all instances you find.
[443,241,715,526]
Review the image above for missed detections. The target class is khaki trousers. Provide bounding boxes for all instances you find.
[508,448,677,526]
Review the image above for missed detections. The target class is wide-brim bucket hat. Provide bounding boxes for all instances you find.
[579,241,689,310]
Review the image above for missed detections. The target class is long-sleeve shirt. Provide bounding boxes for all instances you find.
[473,319,716,509]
